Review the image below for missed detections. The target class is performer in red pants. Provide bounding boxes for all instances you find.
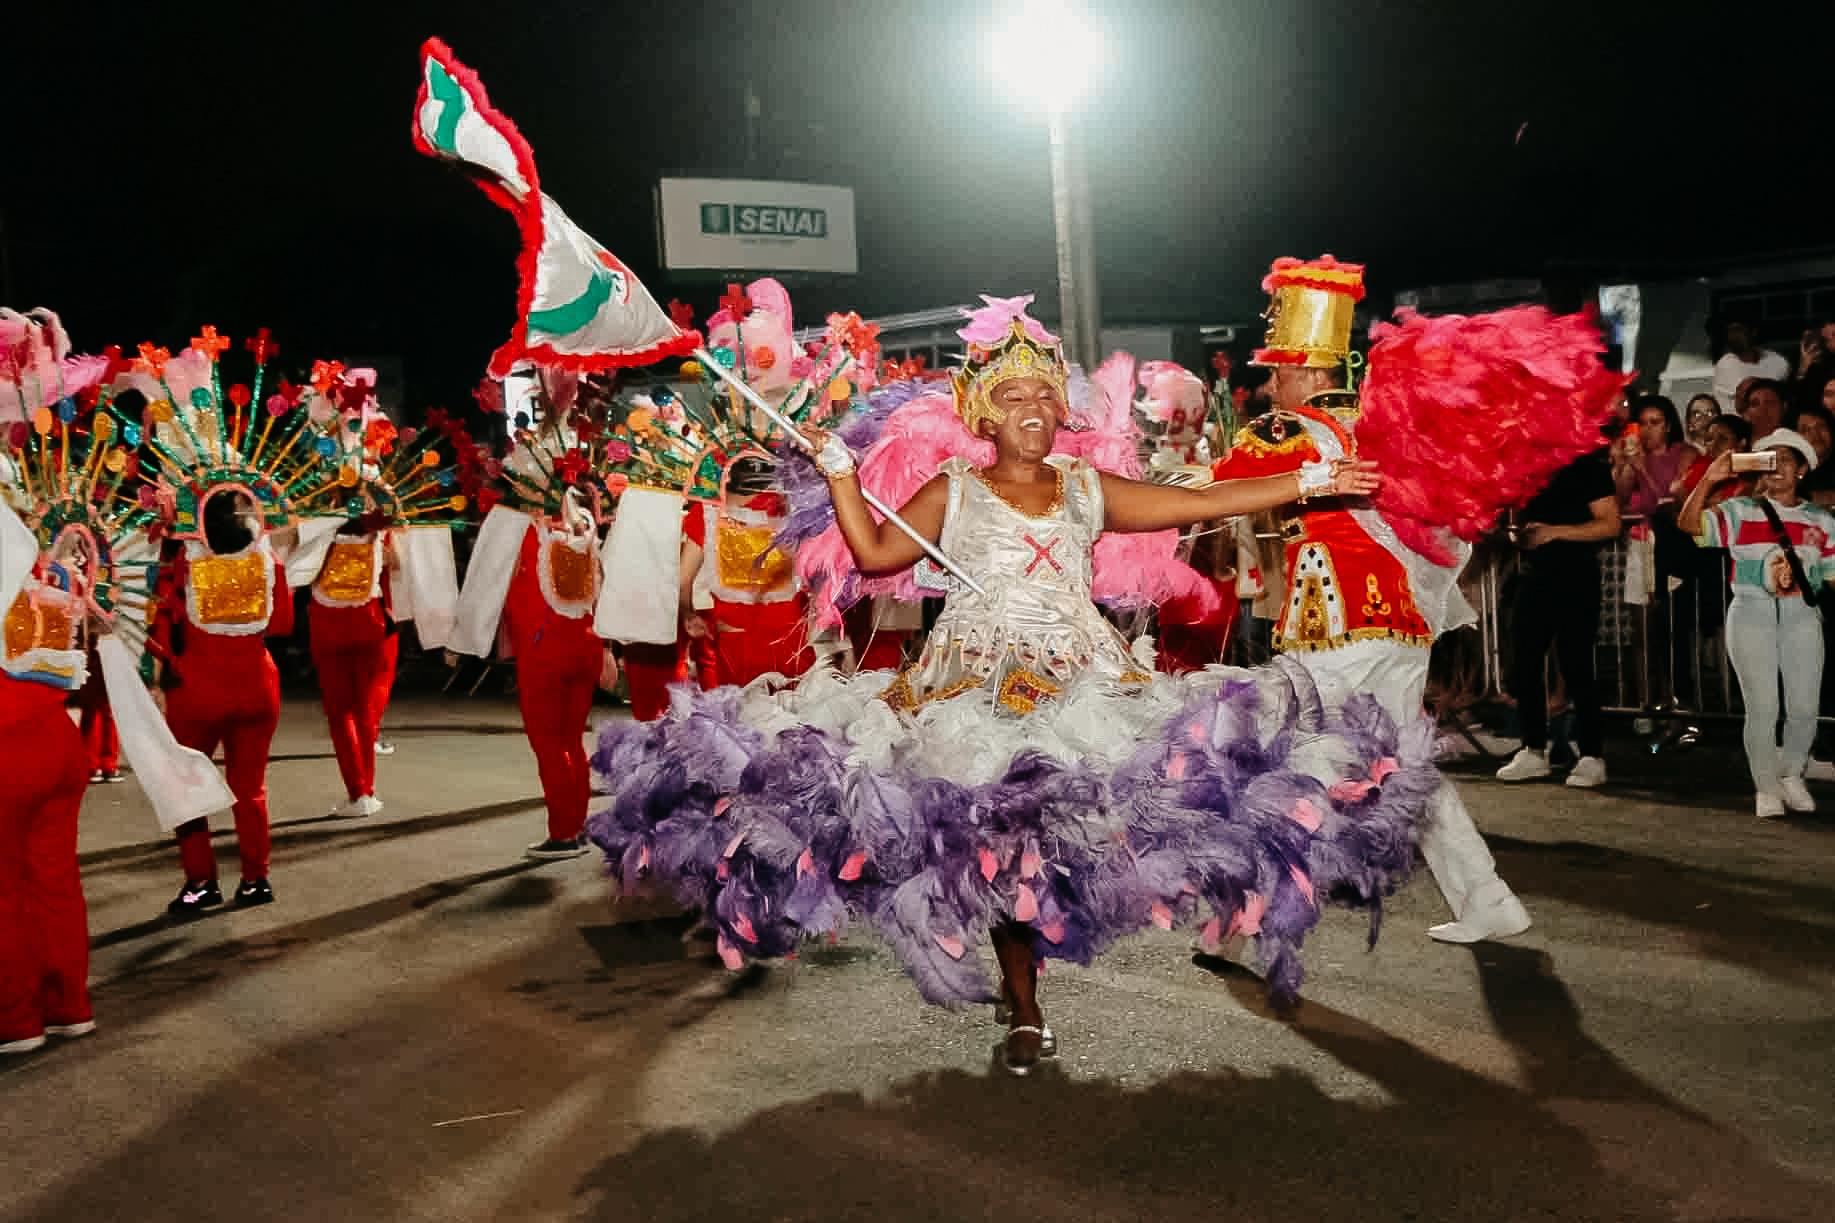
[151,491,295,918]
[503,522,604,854]
[77,649,124,782]
[622,639,687,722]
[306,523,399,817]
[0,532,95,1056]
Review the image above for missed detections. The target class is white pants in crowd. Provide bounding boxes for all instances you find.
[1725,594,1824,798]
[1291,639,1520,922]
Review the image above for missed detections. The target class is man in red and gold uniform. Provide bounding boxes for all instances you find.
[1213,256,1531,944]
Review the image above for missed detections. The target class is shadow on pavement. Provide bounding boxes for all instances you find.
[564,945,1826,1223]
[1489,835,1835,984]
[78,796,546,875]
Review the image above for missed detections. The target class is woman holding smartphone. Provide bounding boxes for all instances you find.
[1681,430,1835,818]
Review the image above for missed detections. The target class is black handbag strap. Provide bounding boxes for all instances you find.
[1756,498,1819,607]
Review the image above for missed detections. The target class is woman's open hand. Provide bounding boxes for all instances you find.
[1331,459,1381,498]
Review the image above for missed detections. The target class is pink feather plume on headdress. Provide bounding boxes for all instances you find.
[956,294,1059,348]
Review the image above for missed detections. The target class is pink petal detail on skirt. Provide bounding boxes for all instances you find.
[1166,752,1188,781]
[838,851,868,881]
[638,844,651,870]
[1287,798,1324,832]
[722,829,745,859]
[717,936,745,971]
[1370,756,1399,784]
[1020,849,1042,880]
[796,847,814,877]
[1198,915,1223,952]
[713,796,732,816]
[1288,863,1316,906]
[1014,883,1040,922]
[1039,921,1065,945]
[1228,891,1266,937]
[1329,779,1375,804]
[933,933,967,960]
[978,847,999,882]
[1150,901,1174,931]
[733,913,758,944]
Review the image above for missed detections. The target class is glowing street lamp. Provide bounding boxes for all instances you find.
[993,1,1105,372]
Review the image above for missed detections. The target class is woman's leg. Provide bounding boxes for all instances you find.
[314,643,367,800]
[991,922,1044,1069]
[1778,601,1825,780]
[1725,598,1783,795]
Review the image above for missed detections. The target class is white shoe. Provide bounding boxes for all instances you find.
[1495,748,1551,782]
[333,794,385,819]
[0,1034,47,1055]
[1779,777,1815,813]
[44,1020,97,1039]
[374,739,397,756]
[1565,756,1607,789]
[1756,793,1786,819]
[1804,757,1835,782]
[1428,891,1532,944]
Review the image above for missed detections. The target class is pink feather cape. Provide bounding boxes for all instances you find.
[796,352,1222,628]
[1356,306,1629,566]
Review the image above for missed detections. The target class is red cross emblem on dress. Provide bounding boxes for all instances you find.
[1023,533,1063,576]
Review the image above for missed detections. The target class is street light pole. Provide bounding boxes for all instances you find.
[1047,110,1102,372]
[1000,1,1104,371]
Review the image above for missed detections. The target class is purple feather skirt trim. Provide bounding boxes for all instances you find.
[587,662,1435,1008]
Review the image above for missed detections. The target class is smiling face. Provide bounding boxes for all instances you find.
[981,376,1065,461]
[1796,412,1833,462]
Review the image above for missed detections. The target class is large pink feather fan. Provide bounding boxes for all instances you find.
[1356,306,1630,566]
[957,294,1059,348]
[796,350,1219,627]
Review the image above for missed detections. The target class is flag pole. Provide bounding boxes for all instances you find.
[694,348,985,596]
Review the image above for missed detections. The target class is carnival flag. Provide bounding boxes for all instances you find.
[412,38,700,375]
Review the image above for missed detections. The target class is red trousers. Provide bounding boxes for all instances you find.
[77,666,119,772]
[712,598,812,689]
[623,640,687,723]
[517,654,597,840]
[313,632,398,800]
[168,651,281,882]
[1156,578,1242,675]
[0,679,93,1042]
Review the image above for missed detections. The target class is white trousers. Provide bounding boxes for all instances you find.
[1290,639,1516,921]
[1725,595,1824,797]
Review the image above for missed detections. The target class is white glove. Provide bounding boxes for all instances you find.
[815,433,857,479]
[1298,459,1336,499]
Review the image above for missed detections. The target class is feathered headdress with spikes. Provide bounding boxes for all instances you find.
[107,327,331,541]
[290,363,479,531]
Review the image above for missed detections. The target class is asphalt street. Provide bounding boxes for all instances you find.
[2,693,1831,1222]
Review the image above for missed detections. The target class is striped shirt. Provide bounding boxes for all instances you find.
[1697,496,1835,599]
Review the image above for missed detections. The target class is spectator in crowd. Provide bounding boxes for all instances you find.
[1741,378,1790,442]
[1614,395,1702,707]
[1682,413,1754,504]
[1614,394,1700,515]
[1793,317,1835,414]
[1681,429,1835,818]
[1791,403,1835,506]
[1713,319,1792,408]
[1683,392,1722,450]
[1496,446,1620,788]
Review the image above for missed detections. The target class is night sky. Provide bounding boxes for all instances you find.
[10,0,1828,410]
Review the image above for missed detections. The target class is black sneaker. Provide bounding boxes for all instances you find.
[167,879,224,919]
[233,878,274,907]
[524,836,589,861]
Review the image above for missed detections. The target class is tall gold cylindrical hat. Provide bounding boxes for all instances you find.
[1251,255,1366,368]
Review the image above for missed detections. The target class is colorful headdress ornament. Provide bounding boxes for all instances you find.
[109,327,324,540]
[2,311,161,663]
[292,364,477,530]
[1252,255,1366,370]
[951,294,1068,434]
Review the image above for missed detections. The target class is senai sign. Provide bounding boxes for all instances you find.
[658,178,858,275]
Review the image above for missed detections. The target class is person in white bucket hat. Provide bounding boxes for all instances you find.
[1682,427,1835,818]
